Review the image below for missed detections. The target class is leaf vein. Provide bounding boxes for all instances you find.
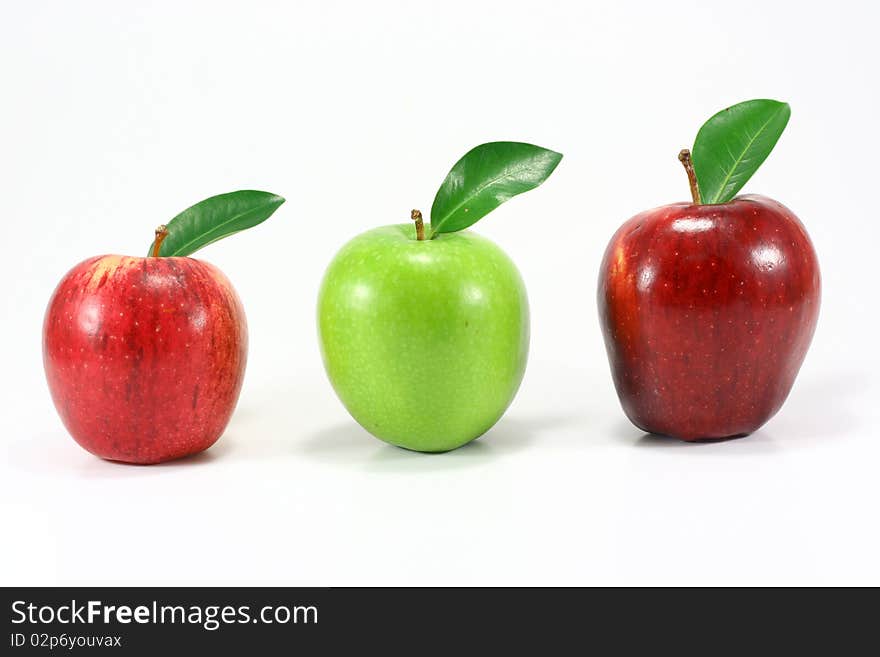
[709,110,783,203]
[433,161,541,233]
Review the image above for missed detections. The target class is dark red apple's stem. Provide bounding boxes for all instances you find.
[678,149,702,205]
[151,225,169,257]
[411,209,425,241]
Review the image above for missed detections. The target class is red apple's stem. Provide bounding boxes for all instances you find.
[151,225,169,257]
[678,149,702,205]
[411,209,425,241]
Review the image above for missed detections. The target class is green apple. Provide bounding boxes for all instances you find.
[318,224,528,451]
[317,142,562,452]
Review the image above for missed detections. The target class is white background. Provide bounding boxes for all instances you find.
[2,0,878,586]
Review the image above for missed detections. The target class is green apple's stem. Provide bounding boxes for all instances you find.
[411,209,426,241]
[678,149,701,204]
[151,225,169,257]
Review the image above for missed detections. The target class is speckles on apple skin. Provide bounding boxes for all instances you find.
[598,195,821,440]
[43,255,247,464]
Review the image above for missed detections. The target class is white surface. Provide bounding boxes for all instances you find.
[2,0,878,586]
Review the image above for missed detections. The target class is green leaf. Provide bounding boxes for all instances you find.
[148,190,285,257]
[692,99,790,204]
[430,142,562,235]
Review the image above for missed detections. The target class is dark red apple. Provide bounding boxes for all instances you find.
[598,194,820,440]
[43,254,247,463]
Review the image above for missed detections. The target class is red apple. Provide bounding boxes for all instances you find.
[43,255,247,463]
[598,194,820,440]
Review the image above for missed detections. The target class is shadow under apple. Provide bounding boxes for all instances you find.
[300,415,576,473]
[623,369,863,452]
[9,429,237,480]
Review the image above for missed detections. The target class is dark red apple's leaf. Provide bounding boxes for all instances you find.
[692,99,790,205]
[430,142,562,235]
[148,190,285,257]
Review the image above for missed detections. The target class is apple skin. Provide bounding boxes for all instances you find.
[43,255,247,463]
[598,194,820,441]
[318,224,529,452]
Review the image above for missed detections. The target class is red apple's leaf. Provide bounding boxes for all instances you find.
[148,190,285,257]
[430,142,562,235]
[692,99,790,204]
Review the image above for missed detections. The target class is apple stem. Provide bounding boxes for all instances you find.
[411,209,426,241]
[678,149,702,205]
[151,225,169,257]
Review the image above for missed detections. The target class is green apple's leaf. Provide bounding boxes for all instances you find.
[430,142,562,235]
[148,190,285,257]
[692,99,790,204]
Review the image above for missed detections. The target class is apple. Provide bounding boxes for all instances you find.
[598,100,820,440]
[318,224,528,452]
[43,190,283,463]
[318,142,562,452]
[44,255,247,463]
